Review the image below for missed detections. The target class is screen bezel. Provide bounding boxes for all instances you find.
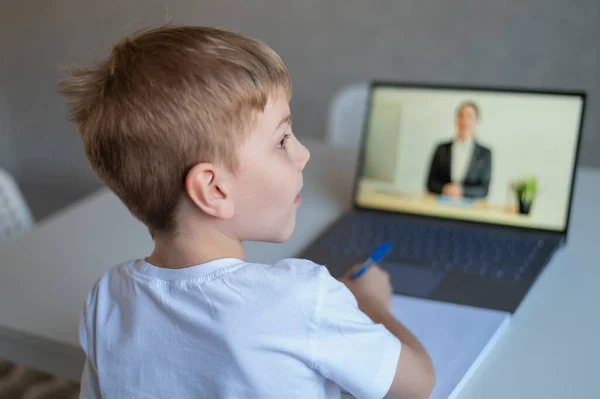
[350,81,587,237]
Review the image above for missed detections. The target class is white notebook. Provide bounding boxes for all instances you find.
[343,295,511,399]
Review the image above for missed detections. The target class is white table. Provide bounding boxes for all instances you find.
[1,139,599,398]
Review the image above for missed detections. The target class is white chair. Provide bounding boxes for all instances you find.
[0,168,33,245]
[325,83,370,148]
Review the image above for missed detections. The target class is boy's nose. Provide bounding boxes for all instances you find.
[298,143,310,170]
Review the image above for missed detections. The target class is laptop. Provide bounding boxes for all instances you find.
[300,81,586,312]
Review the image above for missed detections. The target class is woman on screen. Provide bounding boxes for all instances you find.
[426,101,492,199]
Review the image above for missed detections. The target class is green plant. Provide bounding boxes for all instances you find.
[514,177,538,204]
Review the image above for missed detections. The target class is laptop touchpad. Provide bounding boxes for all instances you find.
[381,262,446,297]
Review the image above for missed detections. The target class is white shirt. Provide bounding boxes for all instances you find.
[79,258,401,399]
[451,138,475,184]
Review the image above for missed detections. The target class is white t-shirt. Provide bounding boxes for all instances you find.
[79,258,401,399]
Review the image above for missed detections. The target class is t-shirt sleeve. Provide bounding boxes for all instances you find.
[310,267,401,399]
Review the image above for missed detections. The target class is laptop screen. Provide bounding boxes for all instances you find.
[355,83,585,232]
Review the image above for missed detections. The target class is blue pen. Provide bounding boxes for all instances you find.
[349,242,393,280]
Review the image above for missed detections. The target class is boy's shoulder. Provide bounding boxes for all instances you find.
[254,258,356,308]
[253,257,347,293]
[230,257,338,296]
[81,260,136,305]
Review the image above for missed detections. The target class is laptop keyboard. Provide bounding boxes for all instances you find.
[319,213,551,281]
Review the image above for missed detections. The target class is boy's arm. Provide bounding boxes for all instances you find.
[341,265,435,399]
[368,308,435,399]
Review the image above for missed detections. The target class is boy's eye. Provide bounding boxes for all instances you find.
[277,134,291,149]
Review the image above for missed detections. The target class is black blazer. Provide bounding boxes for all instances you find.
[426,140,492,199]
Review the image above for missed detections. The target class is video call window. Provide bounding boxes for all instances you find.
[355,85,584,232]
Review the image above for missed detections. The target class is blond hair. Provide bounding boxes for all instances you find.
[58,25,291,234]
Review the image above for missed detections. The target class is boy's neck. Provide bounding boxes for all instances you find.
[146,224,245,270]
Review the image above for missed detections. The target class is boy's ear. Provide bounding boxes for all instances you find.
[185,163,235,219]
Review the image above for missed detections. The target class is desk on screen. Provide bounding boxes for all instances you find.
[356,179,536,228]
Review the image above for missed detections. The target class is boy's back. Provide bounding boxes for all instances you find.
[82,258,399,398]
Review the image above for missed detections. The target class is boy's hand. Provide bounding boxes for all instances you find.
[340,264,392,323]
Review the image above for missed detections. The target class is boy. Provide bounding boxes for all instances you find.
[59,25,435,399]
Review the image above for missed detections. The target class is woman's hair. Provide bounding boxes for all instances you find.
[456,101,480,120]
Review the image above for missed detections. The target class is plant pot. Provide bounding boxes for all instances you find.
[518,200,532,215]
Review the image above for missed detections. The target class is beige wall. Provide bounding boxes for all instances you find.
[363,87,583,230]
